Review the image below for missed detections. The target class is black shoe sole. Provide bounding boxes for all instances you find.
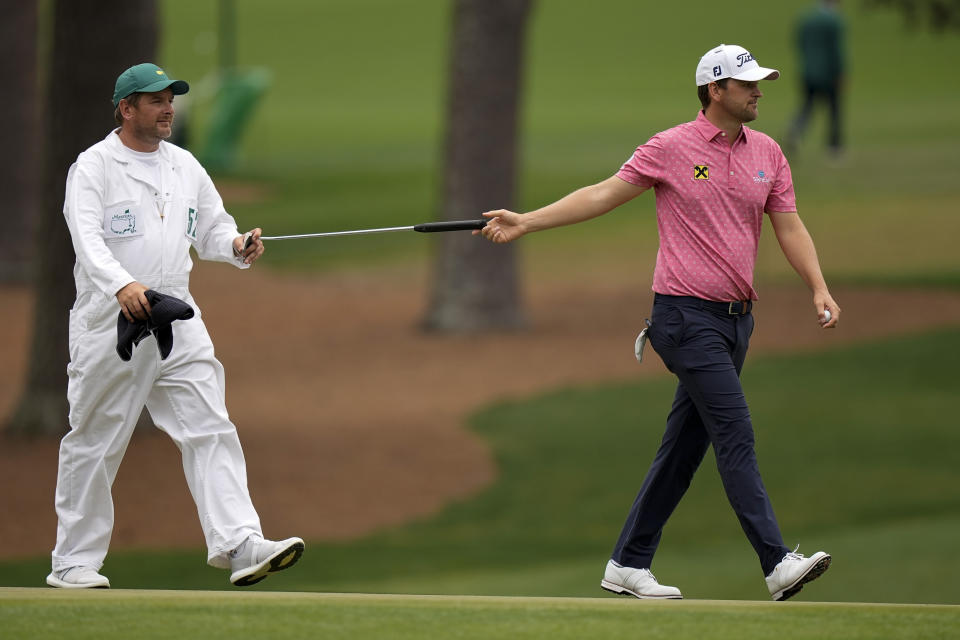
[600,580,683,600]
[46,584,110,589]
[776,554,831,602]
[232,540,305,587]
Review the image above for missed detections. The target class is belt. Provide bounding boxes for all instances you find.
[654,293,753,316]
[75,272,191,293]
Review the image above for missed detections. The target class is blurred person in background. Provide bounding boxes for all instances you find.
[784,0,847,158]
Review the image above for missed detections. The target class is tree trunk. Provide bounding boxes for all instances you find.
[423,0,532,332]
[6,0,157,438]
[0,1,40,282]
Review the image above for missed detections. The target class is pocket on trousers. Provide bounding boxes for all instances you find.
[651,305,686,348]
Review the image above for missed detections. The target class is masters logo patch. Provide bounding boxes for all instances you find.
[694,165,709,180]
[103,204,144,239]
[110,209,137,234]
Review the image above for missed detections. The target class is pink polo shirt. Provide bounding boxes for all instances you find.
[617,110,796,302]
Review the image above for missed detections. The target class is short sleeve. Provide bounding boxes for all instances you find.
[615,134,666,189]
[765,147,797,213]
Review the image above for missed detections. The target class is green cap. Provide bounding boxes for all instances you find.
[113,63,189,107]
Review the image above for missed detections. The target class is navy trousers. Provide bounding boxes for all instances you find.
[788,82,843,152]
[611,294,790,576]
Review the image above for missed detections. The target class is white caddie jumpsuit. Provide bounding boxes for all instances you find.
[53,129,263,572]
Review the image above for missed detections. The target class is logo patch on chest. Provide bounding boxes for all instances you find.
[753,170,771,184]
[110,209,137,234]
[103,204,144,239]
[694,165,709,180]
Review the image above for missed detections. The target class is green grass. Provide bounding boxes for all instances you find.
[3,329,959,604]
[1,589,957,640]
[154,0,960,282]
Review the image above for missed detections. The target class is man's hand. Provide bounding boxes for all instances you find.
[474,178,643,244]
[815,293,840,329]
[116,282,151,322]
[476,210,526,244]
[234,228,264,265]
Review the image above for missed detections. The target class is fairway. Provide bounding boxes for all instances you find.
[2,330,959,602]
[1,588,957,640]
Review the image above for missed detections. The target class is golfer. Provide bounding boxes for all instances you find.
[48,63,303,589]
[478,44,838,601]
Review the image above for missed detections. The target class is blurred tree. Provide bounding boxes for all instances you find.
[863,0,960,32]
[6,0,157,438]
[0,1,40,282]
[424,0,532,332]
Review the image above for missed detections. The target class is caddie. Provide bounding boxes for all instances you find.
[48,63,303,589]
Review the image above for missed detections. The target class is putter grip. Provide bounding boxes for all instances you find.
[413,219,487,233]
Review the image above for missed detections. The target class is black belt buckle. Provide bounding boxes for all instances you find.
[728,301,750,315]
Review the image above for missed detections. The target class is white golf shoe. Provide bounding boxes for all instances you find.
[765,547,831,601]
[600,560,682,599]
[46,566,110,589]
[229,536,304,587]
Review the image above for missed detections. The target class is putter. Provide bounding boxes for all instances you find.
[241,219,487,252]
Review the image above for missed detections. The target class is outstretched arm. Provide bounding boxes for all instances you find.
[769,211,840,328]
[476,176,647,243]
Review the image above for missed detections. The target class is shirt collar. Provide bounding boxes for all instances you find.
[106,128,177,164]
[694,110,749,145]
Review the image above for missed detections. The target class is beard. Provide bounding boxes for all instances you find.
[740,104,759,122]
[154,121,174,140]
[132,119,173,143]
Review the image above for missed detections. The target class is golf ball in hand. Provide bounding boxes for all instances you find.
[823,309,832,322]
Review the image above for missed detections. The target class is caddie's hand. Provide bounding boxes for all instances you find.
[816,293,840,329]
[476,209,525,244]
[234,228,264,265]
[116,282,151,323]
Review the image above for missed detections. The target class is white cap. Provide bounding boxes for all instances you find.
[695,44,780,86]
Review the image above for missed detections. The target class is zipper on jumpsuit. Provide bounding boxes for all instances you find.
[159,196,165,291]
[154,164,169,377]
[158,160,168,292]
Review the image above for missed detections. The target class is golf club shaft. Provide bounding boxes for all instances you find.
[262,225,414,240]
[257,219,487,242]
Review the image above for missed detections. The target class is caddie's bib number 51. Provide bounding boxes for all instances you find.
[186,207,198,240]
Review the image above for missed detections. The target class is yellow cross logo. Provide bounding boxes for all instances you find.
[694,165,709,180]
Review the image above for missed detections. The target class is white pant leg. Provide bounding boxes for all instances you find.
[145,311,262,569]
[52,300,157,572]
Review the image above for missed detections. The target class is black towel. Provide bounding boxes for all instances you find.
[116,290,195,361]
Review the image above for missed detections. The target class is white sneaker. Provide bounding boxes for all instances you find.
[46,566,110,589]
[229,536,304,587]
[765,547,831,601]
[600,560,682,599]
